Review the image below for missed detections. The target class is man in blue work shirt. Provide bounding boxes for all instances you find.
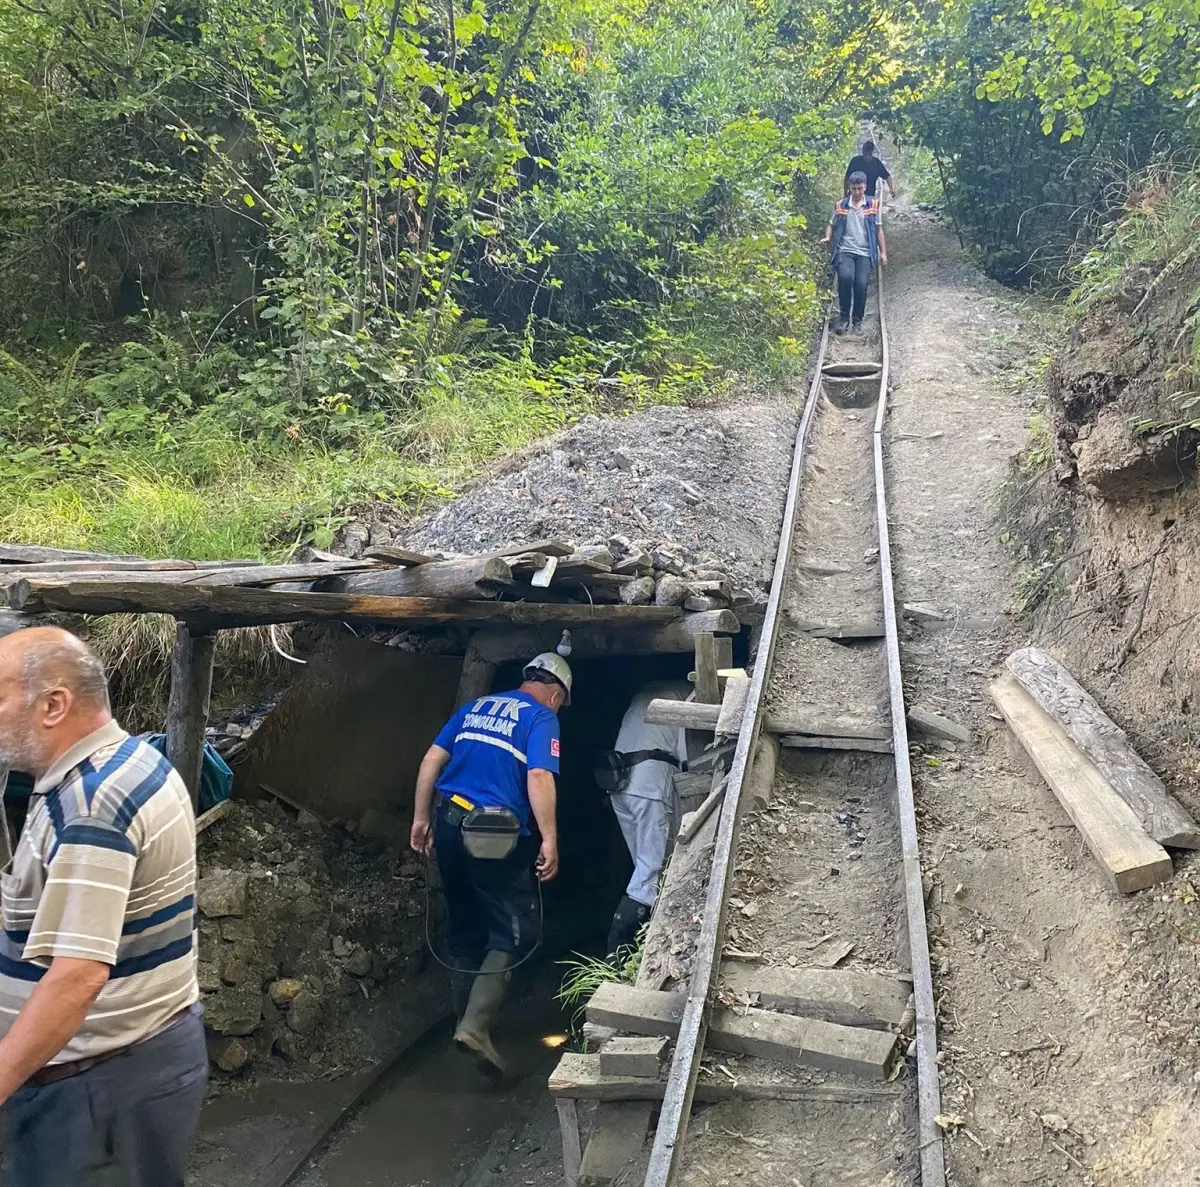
[410,652,571,1074]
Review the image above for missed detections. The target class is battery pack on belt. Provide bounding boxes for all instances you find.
[442,795,521,860]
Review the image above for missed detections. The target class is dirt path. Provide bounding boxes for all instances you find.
[885,200,1200,1185]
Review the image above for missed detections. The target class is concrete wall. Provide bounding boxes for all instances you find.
[236,633,460,826]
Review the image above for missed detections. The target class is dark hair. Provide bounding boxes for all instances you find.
[523,668,565,693]
[848,171,867,185]
[862,140,876,155]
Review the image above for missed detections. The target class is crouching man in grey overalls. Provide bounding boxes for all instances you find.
[599,681,689,958]
[410,653,571,1075]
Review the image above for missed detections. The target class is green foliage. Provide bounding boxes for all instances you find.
[556,947,641,1025]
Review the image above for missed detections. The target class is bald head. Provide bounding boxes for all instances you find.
[0,627,112,776]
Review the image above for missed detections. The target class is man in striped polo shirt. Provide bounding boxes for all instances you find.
[0,627,205,1186]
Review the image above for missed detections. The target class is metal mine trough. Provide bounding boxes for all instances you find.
[821,360,883,408]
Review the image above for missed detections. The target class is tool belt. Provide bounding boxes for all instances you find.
[441,794,521,860]
[593,749,683,794]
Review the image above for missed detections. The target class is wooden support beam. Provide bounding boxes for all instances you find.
[1005,647,1200,848]
[678,773,726,844]
[549,1052,901,1105]
[0,558,267,575]
[715,675,749,736]
[693,633,720,704]
[166,624,215,809]
[0,562,377,593]
[745,732,779,812]
[578,1101,652,1187]
[321,556,513,598]
[469,610,740,664]
[907,704,970,744]
[557,1098,582,1187]
[991,673,1173,892]
[0,544,144,564]
[7,579,689,630]
[792,619,885,640]
[585,983,897,1080]
[720,964,912,1029]
[490,539,575,559]
[455,635,496,709]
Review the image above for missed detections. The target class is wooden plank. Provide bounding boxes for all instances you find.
[715,675,750,736]
[362,545,440,566]
[322,556,513,598]
[599,1036,669,1079]
[549,1052,901,1105]
[0,558,265,574]
[643,699,888,742]
[195,799,232,834]
[490,539,575,559]
[693,632,720,704]
[585,984,896,1079]
[0,561,377,590]
[1005,647,1200,848]
[577,1101,651,1187]
[531,556,559,588]
[793,619,885,639]
[777,735,893,753]
[745,732,779,812]
[907,704,970,744]
[165,625,215,810]
[0,544,144,563]
[713,635,734,672]
[990,673,1173,892]
[720,964,912,1029]
[7,580,687,629]
[678,774,726,844]
[557,1098,582,1187]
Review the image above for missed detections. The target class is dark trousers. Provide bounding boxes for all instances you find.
[435,806,539,970]
[1,1010,207,1187]
[835,253,872,323]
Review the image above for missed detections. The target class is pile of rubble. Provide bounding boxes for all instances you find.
[195,798,427,1082]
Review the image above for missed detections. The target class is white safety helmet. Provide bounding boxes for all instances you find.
[523,652,573,706]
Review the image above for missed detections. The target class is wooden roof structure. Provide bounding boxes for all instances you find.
[0,542,744,806]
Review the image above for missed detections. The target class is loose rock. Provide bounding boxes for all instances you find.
[268,978,304,1008]
[212,1036,252,1074]
[620,576,656,606]
[287,988,323,1035]
[206,985,263,1037]
[197,869,249,918]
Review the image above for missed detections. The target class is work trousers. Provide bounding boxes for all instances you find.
[835,252,872,324]
[435,805,539,971]
[609,791,672,908]
[0,1009,207,1187]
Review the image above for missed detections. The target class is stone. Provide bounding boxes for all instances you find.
[197,960,223,993]
[220,917,254,942]
[651,547,685,576]
[205,985,263,1036]
[332,934,353,958]
[612,449,633,472]
[297,809,323,833]
[269,978,304,1007]
[607,535,633,558]
[212,1037,252,1074]
[345,948,373,978]
[197,869,249,918]
[273,1028,311,1062]
[620,576,656,606]
[219,954,254,987]
[654,574,688,607]
[287,988,323,1035]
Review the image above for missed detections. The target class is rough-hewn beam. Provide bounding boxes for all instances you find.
[6,577,689,630]
[319,556,514,599]
[166,625,216,809]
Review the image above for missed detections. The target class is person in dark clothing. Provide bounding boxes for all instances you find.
[843,140,893,200]
[823,172,887,334]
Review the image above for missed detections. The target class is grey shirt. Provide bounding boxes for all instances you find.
[840,199,871,257]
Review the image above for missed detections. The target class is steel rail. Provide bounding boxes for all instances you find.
[871,271,946,1186]
[641,321,831,1187]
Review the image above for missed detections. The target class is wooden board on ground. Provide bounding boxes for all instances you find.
[792,619,885,639]
[720,963,911,1029]
[577,1100,652,1187]
[1005,647,1200,849]
[907,704,970,744]
[777,735,892,754]
[585,983,897,1080]
[599,1036,669,1078]
[550,1052,903,1105]
[990,673,1173,892]
[362,546,440,566]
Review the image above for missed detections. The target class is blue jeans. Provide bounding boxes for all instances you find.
[835,252,872,323]
[1,1009,207,1187]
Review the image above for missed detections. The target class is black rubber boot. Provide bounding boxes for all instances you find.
[453,950,513,1075]
[606,895,651,963]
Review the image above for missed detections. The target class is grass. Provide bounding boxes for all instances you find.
[556,945,642,1044]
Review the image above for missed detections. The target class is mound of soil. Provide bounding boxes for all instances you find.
[1051,259,1198,499]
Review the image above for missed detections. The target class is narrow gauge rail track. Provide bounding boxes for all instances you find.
[638,257,947,1186]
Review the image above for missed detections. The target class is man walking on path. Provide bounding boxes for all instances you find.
[411,652,569,1075]
[0,627,205,1187]
[824,172,887,334]
[844,139,893,201]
